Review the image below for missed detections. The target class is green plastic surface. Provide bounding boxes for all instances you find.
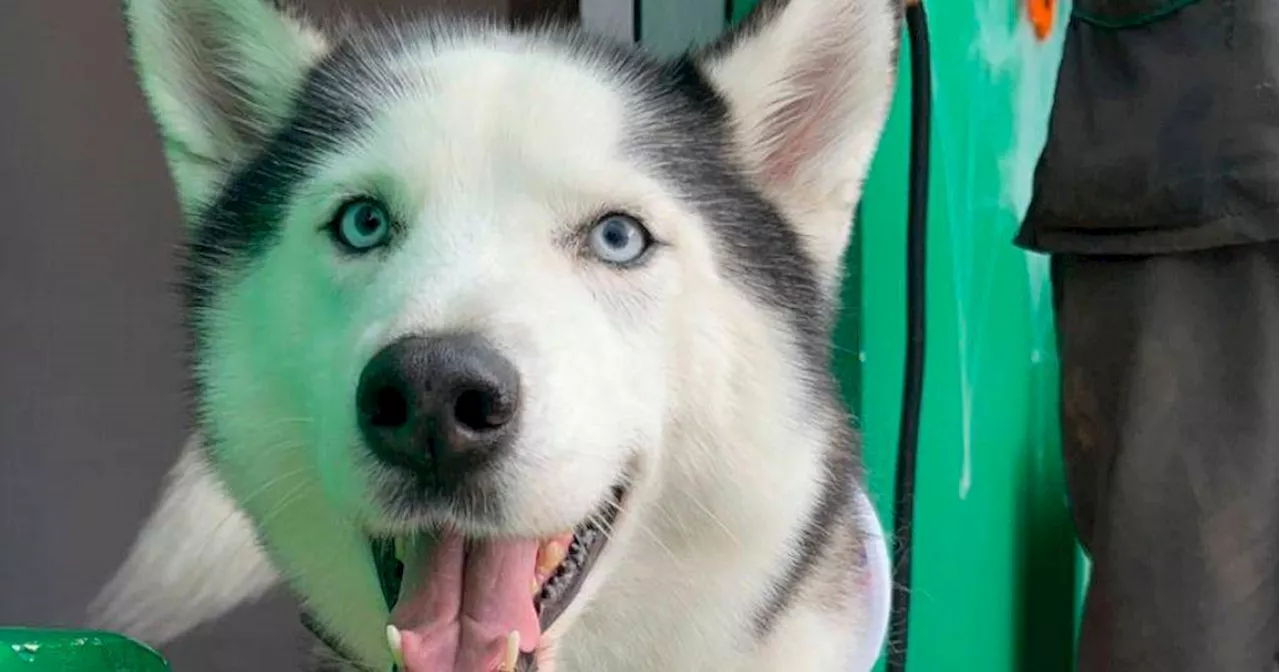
[735,1,1084,669]
[0,630,169,672]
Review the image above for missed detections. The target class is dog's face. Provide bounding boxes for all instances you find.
[206,42,679,538]
[114,0,895,667]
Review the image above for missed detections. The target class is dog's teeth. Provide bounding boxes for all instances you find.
[499,631,520,672]
[537,541,567,577]
[386,625,404,668]
[394,537,406,563]
[531,578,541,597]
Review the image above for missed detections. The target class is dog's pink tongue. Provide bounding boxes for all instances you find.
[392,530,540,672]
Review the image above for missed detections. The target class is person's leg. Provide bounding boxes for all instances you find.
[1053,242,1278,671]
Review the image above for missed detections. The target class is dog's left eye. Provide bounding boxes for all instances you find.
[586,213,651,266]
[330,199,392,252]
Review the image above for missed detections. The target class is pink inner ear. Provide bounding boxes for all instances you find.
[757,49,850,190]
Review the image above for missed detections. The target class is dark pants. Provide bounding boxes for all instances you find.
[1052,242,1278,671]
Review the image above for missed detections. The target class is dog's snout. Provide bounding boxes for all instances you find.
[357,333,520,480]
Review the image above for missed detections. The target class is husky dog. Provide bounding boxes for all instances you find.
[93,0,899,669]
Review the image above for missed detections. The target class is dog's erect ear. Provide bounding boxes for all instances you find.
[697,0,898,288]
[90,434,280,644]
[123,0,329,216]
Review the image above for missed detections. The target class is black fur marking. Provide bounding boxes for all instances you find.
[183,38,386,319]
[607,4,896,636]
[622,55,835,381]
[182,30,428,438]
[618,53,853,638]
[756,423,859,634]
[557,46,857,637]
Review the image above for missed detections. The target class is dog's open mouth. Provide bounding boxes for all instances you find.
[372,480,629,671]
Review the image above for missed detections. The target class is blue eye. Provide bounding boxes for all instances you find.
[331,199,392,251]
[587,214,651,265]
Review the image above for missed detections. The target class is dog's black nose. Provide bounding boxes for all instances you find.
[357,333,520,482]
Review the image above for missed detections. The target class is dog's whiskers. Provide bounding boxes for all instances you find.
[685,494,742,550]
[181,463,313,565]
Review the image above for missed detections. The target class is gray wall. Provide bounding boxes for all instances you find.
[0,1,571,670]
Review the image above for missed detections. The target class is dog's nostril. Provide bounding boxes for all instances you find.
[453,388,509,433]
[369,386,409,428]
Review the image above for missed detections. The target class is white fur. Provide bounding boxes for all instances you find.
[702,0,897,296]
[99,0,898,669]
[123,0,329,215]
[91,435,280,642]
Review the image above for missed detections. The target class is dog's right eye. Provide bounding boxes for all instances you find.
[329,199,392,252]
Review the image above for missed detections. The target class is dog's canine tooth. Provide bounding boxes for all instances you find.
[386,625,404,668]
[500,631,520,672]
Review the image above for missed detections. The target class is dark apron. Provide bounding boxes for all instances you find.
[1019,0,1277,255]
[1022,2,1278,669]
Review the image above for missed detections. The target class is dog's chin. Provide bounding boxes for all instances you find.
[363,462,636,671]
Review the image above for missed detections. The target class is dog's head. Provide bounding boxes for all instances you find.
[105,0,896,667]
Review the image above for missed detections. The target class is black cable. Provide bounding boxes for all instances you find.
[632,0,643,43]
[888,3,931,672]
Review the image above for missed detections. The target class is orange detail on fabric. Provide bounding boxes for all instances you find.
[1027,0,1056,40]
